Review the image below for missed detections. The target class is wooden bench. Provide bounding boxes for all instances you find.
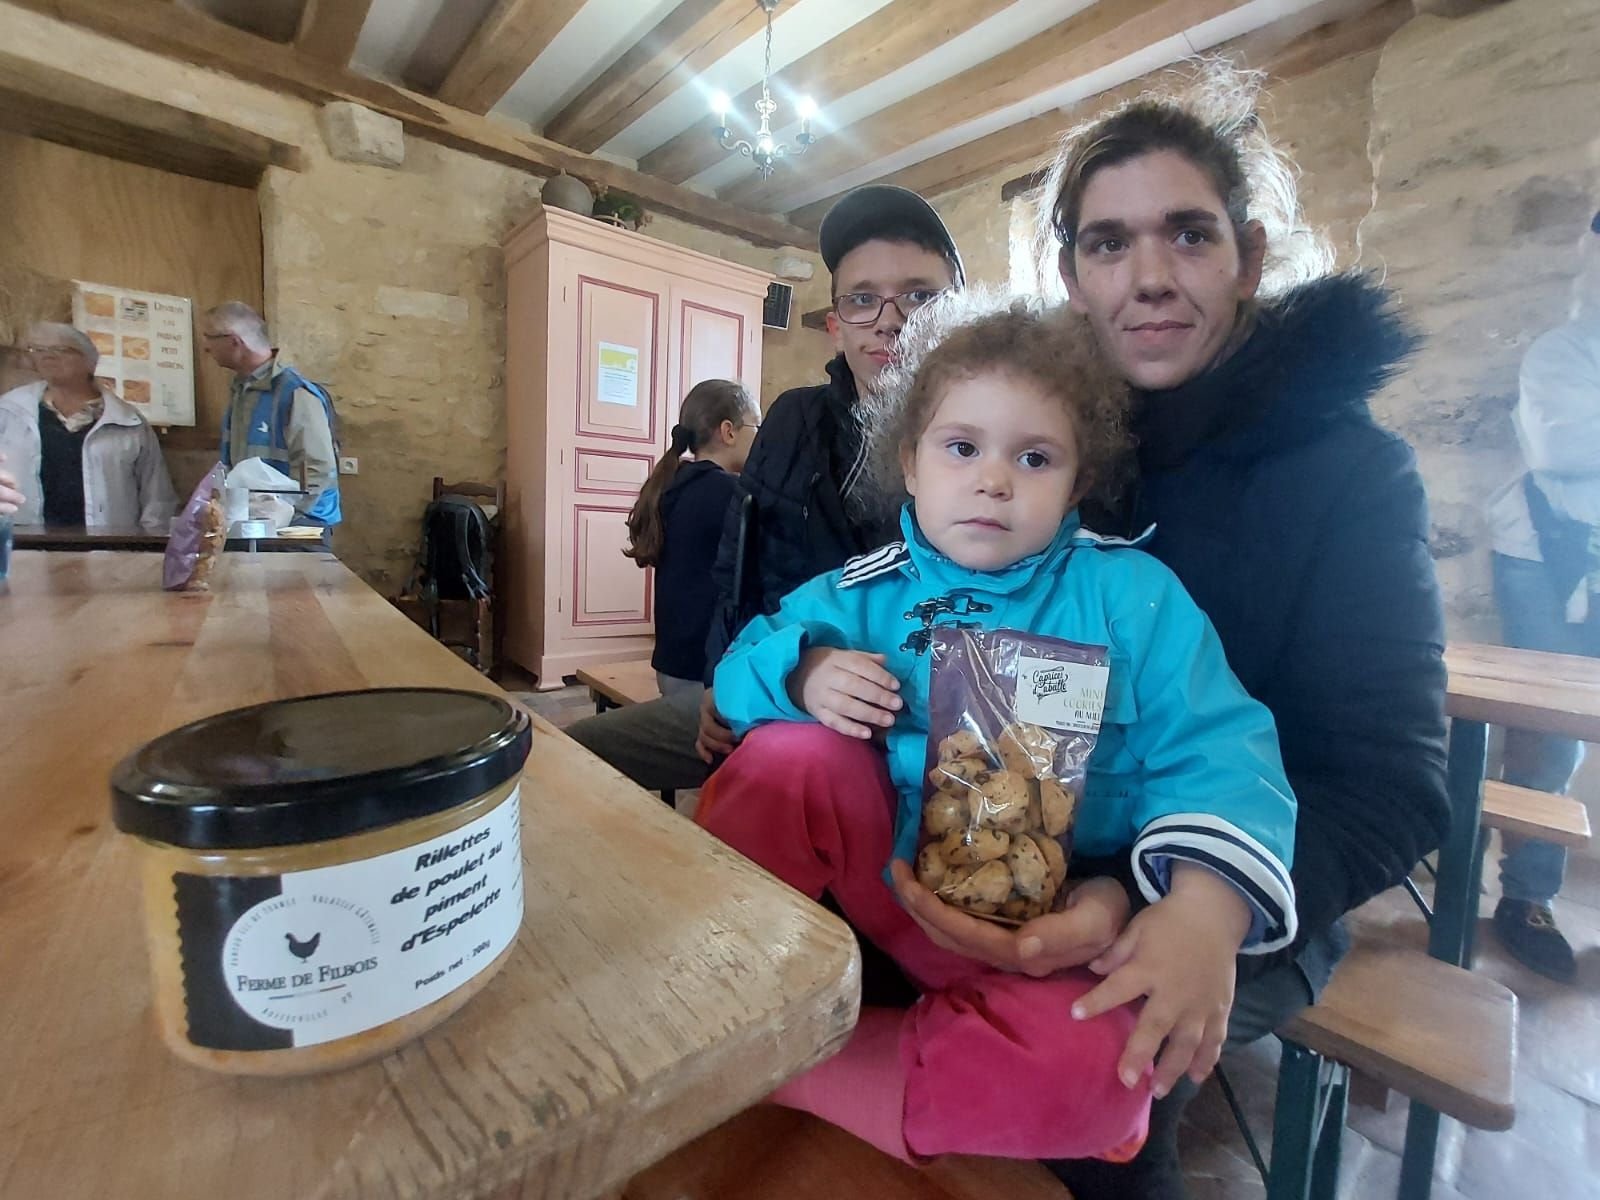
[575,659,675,805]
[577,658,661,713]
[1480,778,1593,847]
[623,1106,1069,1200]
[1268,943,1516,1200]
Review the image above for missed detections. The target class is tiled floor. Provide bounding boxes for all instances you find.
[514,675,1600,1199]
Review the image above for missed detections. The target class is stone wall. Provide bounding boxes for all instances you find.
[1360,0,1600,636]
[258,137,540,592]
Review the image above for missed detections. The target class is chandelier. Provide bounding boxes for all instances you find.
[710,0,816,179]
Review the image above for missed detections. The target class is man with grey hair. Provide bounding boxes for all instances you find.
[0,321,176,527]
[202,301,341,528]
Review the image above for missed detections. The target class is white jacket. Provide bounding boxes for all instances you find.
[0,381,178,528]
[1487,317,1600,561]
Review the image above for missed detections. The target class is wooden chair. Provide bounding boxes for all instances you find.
[392,477,505,676]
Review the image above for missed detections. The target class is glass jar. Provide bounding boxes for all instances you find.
[112,688,531,1076]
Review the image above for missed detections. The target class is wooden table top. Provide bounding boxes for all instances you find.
[0,551,860,1200]
[11,524,314,551]
[1445,641,1600,742]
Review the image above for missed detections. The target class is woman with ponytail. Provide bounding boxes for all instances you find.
[626,378,760,695]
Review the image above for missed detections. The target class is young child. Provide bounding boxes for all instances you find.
[625,379,760,696]
[699,300,1297,1164]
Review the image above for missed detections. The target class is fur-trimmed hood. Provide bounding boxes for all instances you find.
[1133,272,1419,470]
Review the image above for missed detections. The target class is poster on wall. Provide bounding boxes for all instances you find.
[71,281,196,427]
[596,341,640,407]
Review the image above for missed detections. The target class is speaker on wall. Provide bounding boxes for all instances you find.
[762,281,793,331]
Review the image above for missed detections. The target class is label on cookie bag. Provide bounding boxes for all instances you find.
[172,787,522,1051]
[1015,657,1109,734]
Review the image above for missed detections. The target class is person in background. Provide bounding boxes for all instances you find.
[566,186,964,791]
[1482,208,1600,984]
[201,301,341,529]
[0,323,176,528]
[624,379,760,698]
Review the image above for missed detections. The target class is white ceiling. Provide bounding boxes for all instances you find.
[344,0,1357,213]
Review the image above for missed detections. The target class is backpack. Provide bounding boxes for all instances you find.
[408,496,492,632]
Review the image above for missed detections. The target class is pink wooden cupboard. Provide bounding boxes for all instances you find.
[502,204,770,686]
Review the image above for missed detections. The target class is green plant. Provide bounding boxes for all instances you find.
[592,188,648,228]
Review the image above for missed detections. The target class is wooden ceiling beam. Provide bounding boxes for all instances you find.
[433,0,587,115]
[6,0,812,248]
[722,0,1255,212]
[542,0,764,154]
[294,0,375,67]
[784,0,1410,228]
[638,0,1017,187]
[0,44,302,186]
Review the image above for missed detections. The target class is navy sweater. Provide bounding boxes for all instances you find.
[652,460,739,683]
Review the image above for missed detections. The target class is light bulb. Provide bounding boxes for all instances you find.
[711,91,731,117]
[797,96,817,121]
[757,135,775,155]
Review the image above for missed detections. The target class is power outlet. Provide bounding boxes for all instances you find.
[339,457,359,475]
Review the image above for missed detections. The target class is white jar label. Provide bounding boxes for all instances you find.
[173,787,523,1051]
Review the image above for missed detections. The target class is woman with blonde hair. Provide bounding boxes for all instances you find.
[0,322,175,528]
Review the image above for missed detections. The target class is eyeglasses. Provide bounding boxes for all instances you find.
[25,345,82,357]
[831,289,947,326]
[201,332,235,342]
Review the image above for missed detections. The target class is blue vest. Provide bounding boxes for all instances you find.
[220,365,341,526]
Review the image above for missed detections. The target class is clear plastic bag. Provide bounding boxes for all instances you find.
[916,627,1110,924]
[163,463,228,592]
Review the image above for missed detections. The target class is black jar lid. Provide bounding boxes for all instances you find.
[112,689,531,850]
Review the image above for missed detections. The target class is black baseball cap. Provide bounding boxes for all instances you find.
[818,185,965,287]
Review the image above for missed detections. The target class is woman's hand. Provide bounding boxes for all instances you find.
[788,648,901,739]
[1071,863,1252,1098]
[891,861,1131,975]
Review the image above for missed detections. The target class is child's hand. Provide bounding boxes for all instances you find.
[891,861,1130,975]
[1071,863,1253,1099]
[788,648,902,739]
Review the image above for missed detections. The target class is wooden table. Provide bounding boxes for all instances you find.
[0,551,860,1200]
[11,523,319,552]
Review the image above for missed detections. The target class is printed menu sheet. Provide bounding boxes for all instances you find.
[72,281,196,426]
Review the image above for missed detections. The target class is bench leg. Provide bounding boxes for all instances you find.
[593,693,617,716]
[661,788,677,808]
[1267,1041,1322,1200]
[1398,1104,1441,1200]
[1430,718,1488,967]
[1310,1064,1349,1200]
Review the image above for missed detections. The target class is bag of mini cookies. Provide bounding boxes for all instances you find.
[163,462,228,592]
[916,626,1110,924]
